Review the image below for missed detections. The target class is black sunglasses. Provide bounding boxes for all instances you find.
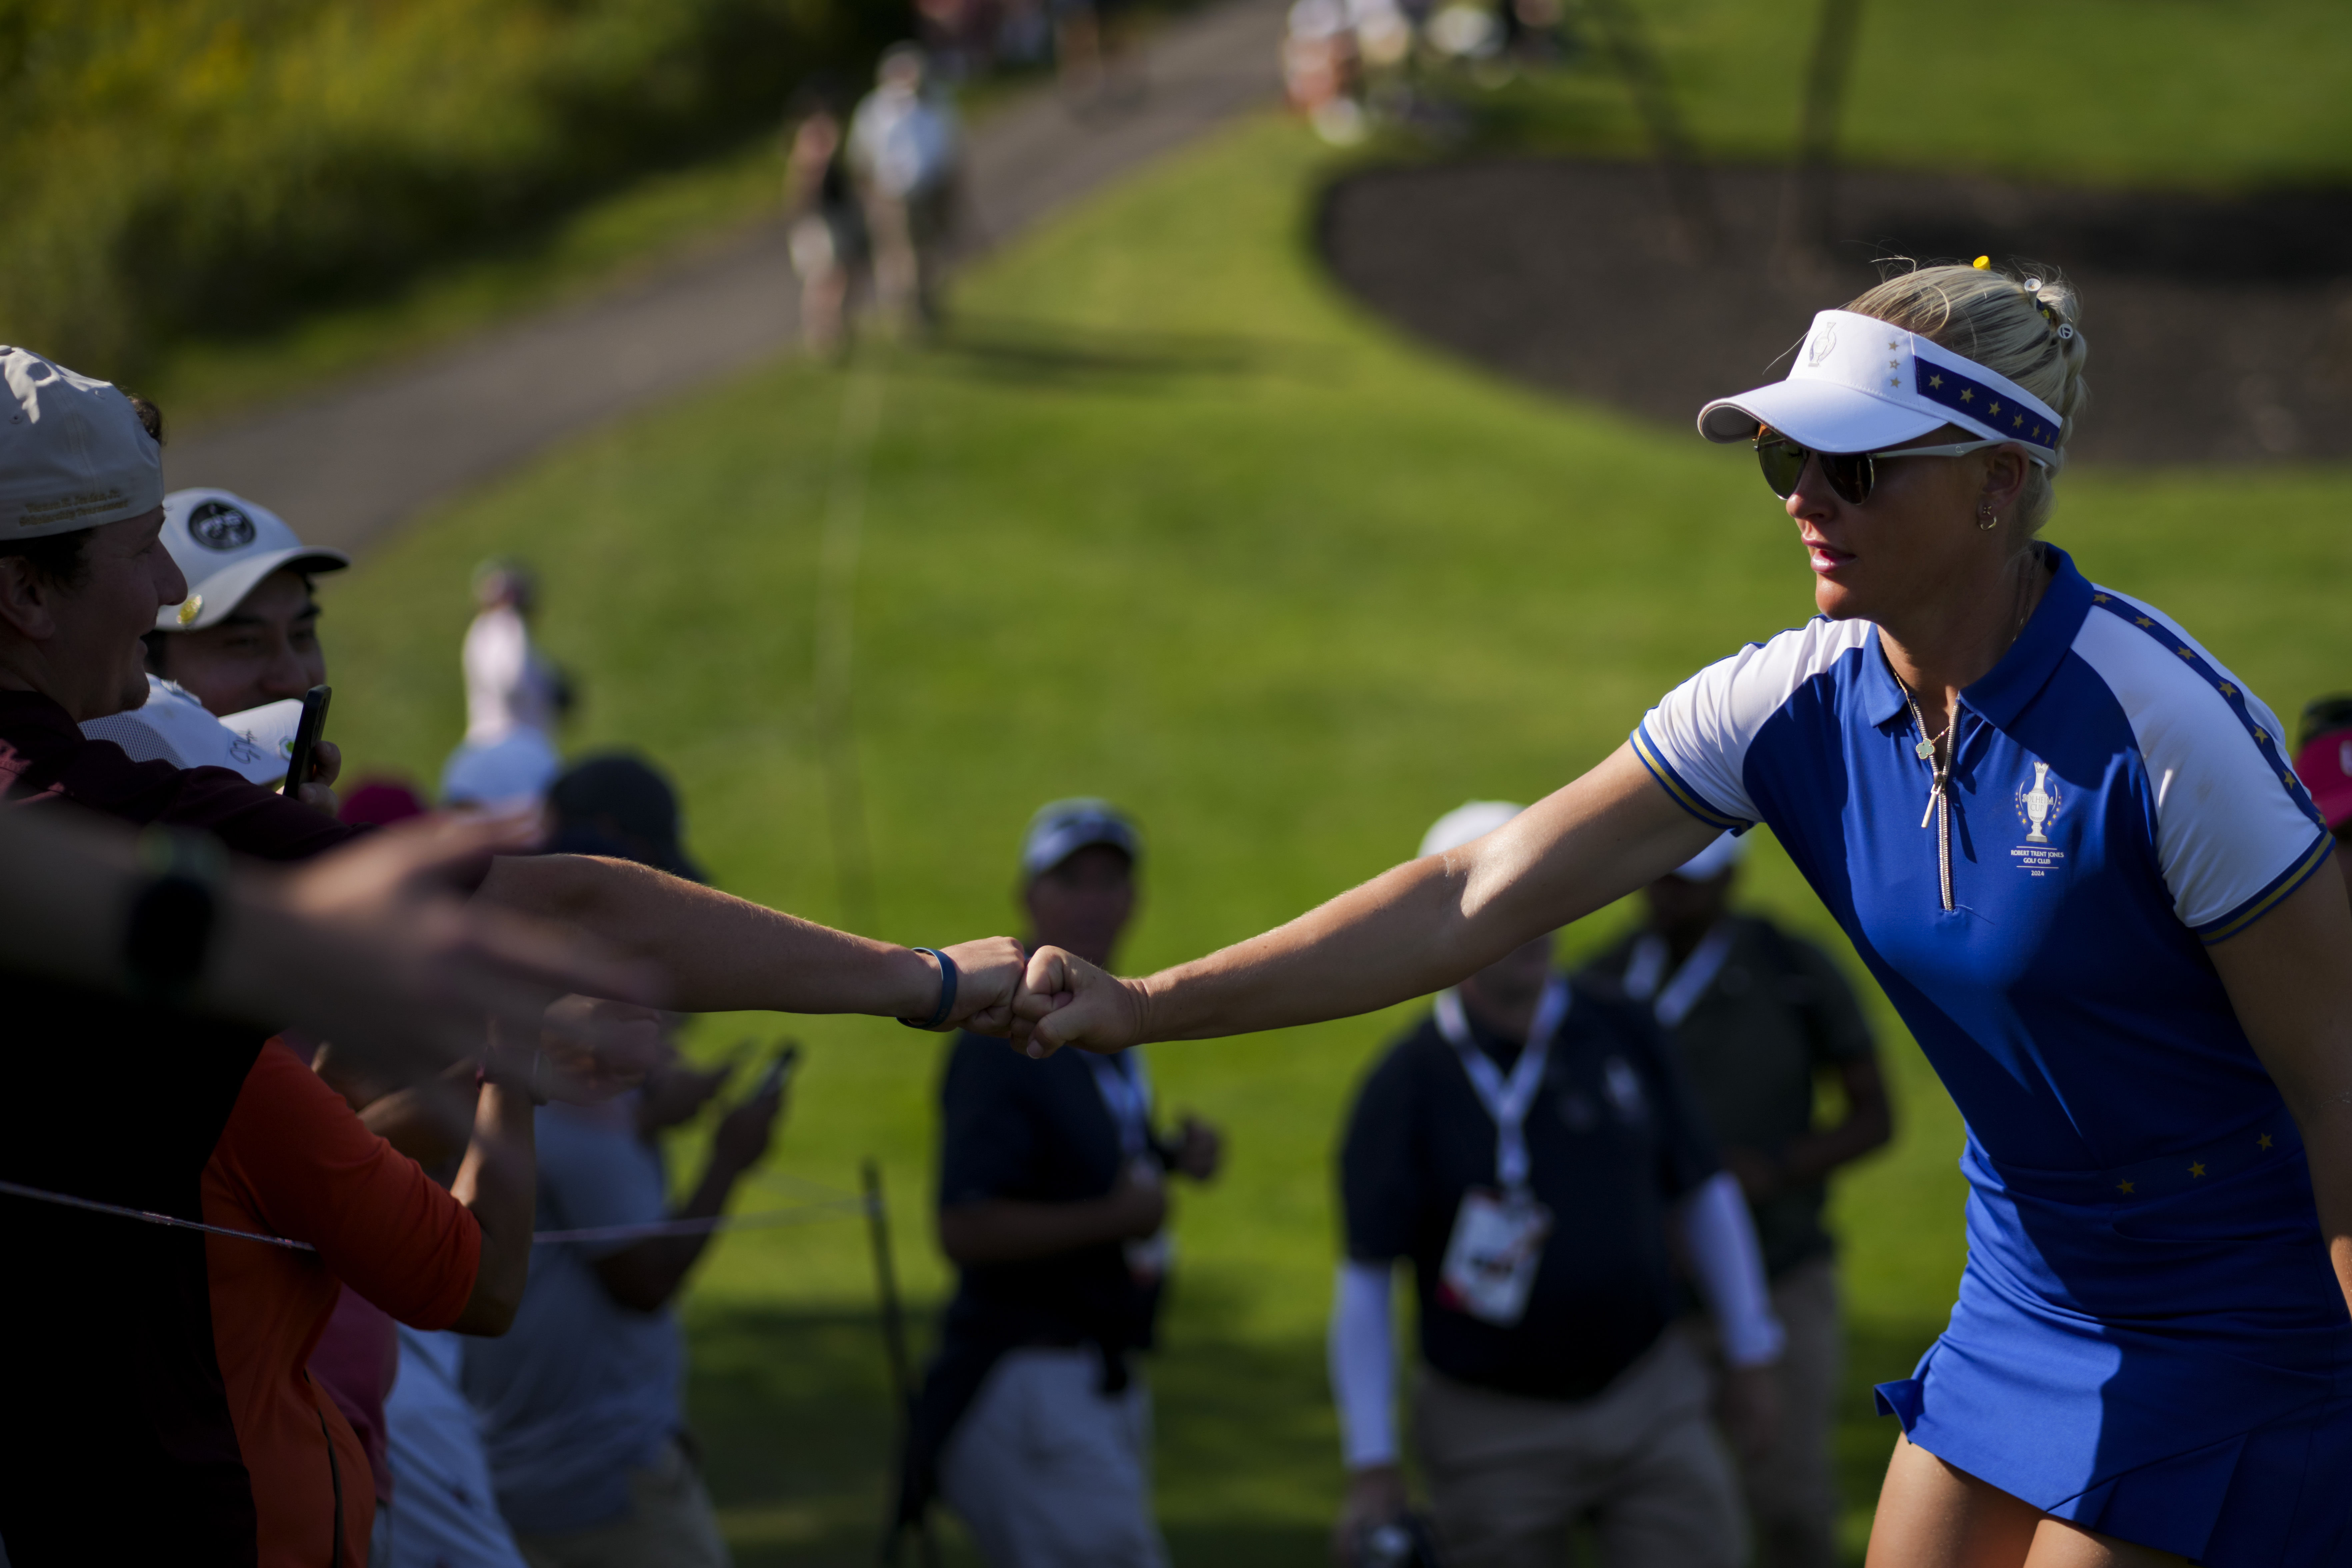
[1753,427,2009,506]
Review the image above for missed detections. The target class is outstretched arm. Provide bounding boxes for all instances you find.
[476,852,1025,1033]
[2211,859,2352,1319]
[1023,744,1718,1054]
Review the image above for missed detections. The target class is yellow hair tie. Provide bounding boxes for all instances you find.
[1972,255,1991,270]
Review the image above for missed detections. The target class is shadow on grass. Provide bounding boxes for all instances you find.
[686,1295,1339,1568]
[928,315,1334,390]
[686,1293,1950,1568]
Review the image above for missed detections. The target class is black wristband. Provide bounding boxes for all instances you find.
[123,828,226,1005]
[904,947,959,1030]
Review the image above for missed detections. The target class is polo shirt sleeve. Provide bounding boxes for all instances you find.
[2071,591,2335,942]
[533,1104,669,1261]
[1632,618,1877,833]
[1338,1035,1425,1264]
[220,1041,482,1329]
[937,1034,1043,1208]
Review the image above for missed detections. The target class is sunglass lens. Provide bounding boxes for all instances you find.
[1821,452,1875,504]
[1756,439,1806,499]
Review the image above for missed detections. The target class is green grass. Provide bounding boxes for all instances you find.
[1469,0,2352,188]
[318,113,2352,1564]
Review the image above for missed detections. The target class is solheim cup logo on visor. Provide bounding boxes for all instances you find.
[1806,320,1838,367]
[188,500,255,552]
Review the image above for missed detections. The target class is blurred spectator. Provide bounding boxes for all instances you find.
[444,559,570,807]
[849,46,962,334]
[547,752,705,881]
[2293,695,2352,906]
[1055,0,1145,111]
[137,483,416,1542]
[1583,833,1890,1568]
[902,799,1223,1568]
[783,84,869,360]
[1328,805,1778,1568]
[343,777,432,828]
[140,487,347,717]
[463,756,783,1568]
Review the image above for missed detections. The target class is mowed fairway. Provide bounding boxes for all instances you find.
[319,116,2352,1563]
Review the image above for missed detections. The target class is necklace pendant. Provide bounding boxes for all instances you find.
[1915,738,1937,759]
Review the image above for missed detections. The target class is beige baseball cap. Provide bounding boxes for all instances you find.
[1,347,162,538]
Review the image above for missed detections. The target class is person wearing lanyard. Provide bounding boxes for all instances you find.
[903,800,1223,1568]
[1329,801,1783,1568]
[1586,829,1891,1568]
[1016,261,2352,1568]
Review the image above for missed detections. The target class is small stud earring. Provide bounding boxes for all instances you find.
[1977,505,1999,531]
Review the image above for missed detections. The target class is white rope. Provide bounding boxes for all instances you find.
[0,1178,870,1250]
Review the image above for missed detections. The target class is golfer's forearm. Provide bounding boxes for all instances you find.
[1134,746,1702,1042]
[479,854,936,1016]
[1135,858,1490,1041]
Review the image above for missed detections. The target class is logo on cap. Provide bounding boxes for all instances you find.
[1806,321,1839,368]
[188,500,255,552]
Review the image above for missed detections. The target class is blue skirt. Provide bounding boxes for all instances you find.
[1875,1126,2352,1565]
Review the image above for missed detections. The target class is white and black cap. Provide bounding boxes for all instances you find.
[1698,309,2063,466]
[1021,798,1143,879]
[157,488,350,631]
[0,346,161,537]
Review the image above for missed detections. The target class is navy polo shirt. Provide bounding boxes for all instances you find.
[1339,979,1718,1401]
[1633,545,2332,1177]
[935,1032,1159,1353]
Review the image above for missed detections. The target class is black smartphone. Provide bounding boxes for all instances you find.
[281,685,332,797]
[753,1043,802,1099]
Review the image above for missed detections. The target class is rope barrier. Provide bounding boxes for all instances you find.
[1,1177,871,1251]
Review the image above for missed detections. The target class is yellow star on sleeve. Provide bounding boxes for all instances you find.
[2220,683,2237,696]
[2188,1161,2207,1178]
[1959,389,1973,402]
[2116,1180,2136,1195]
[2258,1133,2275,1150]
[2014,413,2025,427]
[1988,401,2002,417]
[1929,374,1945,388]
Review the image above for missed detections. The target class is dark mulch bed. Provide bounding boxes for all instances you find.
[1317,158,2352,465]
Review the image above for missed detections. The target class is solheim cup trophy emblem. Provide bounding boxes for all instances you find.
[2022,761,2056,844]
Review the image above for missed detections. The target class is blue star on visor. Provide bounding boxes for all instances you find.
[1913,360,2059,455]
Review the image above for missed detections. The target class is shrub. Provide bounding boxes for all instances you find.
[1,0,907,379]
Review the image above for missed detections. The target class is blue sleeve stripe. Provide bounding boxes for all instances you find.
[2196,830,2335,945]
[2088,593,2329,832]
[1630,723,1748,832]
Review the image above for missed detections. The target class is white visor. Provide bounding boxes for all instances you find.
[1697,310,2063,466]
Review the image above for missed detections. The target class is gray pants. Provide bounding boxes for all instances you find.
[510,1439,731,1568]
[1686,1256,1843,1568]
[938,1348,1168,1568]
[1414,1328,1745,1568]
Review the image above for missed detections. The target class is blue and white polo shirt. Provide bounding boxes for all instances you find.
[1632,546,2332,1176]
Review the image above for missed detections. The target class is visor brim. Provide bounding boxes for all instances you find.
[1697,381,1951,455]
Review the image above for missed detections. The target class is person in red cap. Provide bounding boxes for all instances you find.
[2293,696,2352,908]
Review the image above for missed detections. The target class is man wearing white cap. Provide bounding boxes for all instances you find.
[1586,832,1889,1568]
[1326,801,1781,1568]
[70,487,354,793]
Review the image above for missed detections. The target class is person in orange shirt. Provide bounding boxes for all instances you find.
[200,1025,560,1568]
